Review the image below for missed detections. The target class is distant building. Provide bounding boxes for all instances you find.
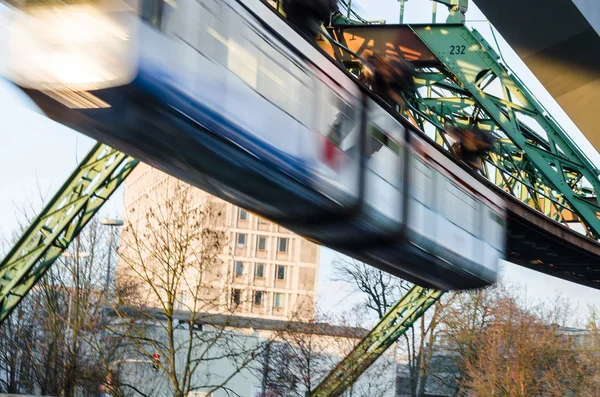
[109,309,397,397]
[121,164,320,321]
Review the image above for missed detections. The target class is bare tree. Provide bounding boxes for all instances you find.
[111,180,265,397]
[427,286,502,396]
[257,309,395,397]
[334,307,398,397]
[332,257,407,319]
[259,312,338,395]
[0,294,37,394]
[0,200,115,397]
[420,283,600,397]
[331,255,450,397]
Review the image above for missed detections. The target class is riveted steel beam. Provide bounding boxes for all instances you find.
[0,144,138,324]
[309,286,443,397]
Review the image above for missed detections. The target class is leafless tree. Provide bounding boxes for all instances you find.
[334,307,397,397]
[257,308,395,397]
[110,179,266,397]
[414,282,600,397]
[331,255,451,397]
[426,285,502,396]
[332,257,408,319]
[0,198,115,397]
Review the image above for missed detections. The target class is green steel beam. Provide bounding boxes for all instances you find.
[404,25,600,238]
[0,143,138,324]
[431,0,468,23]
[309,286,443,397]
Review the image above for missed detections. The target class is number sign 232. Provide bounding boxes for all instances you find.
[449,45,466,55]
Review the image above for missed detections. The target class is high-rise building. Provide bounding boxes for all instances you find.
[121,163,319,321]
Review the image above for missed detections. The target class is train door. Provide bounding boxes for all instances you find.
[361,98,406,234]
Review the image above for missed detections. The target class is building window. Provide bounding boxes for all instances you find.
[177,293,184,311]
[276,265,285,280]
[254,291,264,306]
[274,292,284,308]
[258,217,269,225]
[257,236,267,251]
[239,209,248,220]
[232,289,241,305]
[235,261,244,276]
[255,263,265,278]
[237,233,247,248]
[278,237,288,253]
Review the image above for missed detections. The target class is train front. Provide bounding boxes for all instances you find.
[3,0,139,101]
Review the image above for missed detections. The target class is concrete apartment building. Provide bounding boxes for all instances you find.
[121,163,320,321]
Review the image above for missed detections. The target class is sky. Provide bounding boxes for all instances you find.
[0,0,599,324]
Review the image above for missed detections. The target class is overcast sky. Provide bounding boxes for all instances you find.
[0,0,598,325]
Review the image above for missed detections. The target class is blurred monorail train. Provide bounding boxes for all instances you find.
[2,0,506,290]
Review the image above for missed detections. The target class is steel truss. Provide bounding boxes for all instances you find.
[406,25,600,238]
[309,286,443,397]
[0,144,138,323]
[310,16,600,397]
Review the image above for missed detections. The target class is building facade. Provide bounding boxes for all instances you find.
[121,164,320,321]
[110,310,397,397]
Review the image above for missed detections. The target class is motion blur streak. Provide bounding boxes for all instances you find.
[6,0,138,91]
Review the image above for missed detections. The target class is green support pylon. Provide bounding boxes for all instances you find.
[0,143,138,324]
[431,0,468,23]
[406,25,600,238]
[309,286,443,397]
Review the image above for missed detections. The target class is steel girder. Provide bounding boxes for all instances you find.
[406,25,600,238]
[309,286,443,397]
[0,144,138,323]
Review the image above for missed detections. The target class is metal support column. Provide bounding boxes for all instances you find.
[309,286,443,397]
[0,143,138,324]
[432,0,468,23]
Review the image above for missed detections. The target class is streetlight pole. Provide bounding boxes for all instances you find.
[100,218,124,296]
[60,246,89,397]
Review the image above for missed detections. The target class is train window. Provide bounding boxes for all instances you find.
[235,23,313,127]
[257,55,289,107]
[365,122,403,190]
[320,87,358,154]
[227,40,259,88]
[140,0,185,32]
[363,100,404,220]
[486,210,505,250]
[166,0,228,65]
[442,180,480,235]
[411,158,433,206]
[368,125,401,155]
[468,199,481,235]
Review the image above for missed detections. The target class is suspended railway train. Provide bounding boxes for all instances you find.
[3,0,506,290]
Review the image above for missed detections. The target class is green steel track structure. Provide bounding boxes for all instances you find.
[0,144,138,323]
[309,286,443,397]
[1,1,599,396]
[326,22,600,239]
[310,7,600,396]
[408,24,600,239]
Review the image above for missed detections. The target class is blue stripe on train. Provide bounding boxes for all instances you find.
[132,65,315,185]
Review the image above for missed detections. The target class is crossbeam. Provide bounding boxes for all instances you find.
[309,286,443,397]
[0,143,138,324]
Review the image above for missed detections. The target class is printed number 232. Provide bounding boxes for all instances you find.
[450,45,466,55]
